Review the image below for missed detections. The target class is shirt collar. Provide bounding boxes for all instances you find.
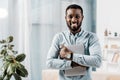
[68,28,84,37]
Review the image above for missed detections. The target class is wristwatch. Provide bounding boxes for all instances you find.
[66,54,71,58]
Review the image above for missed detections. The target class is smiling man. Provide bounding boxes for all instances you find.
[46,4,102,80]
[65,5,83,35]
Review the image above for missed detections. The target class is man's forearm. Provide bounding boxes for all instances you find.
[46,58,72,70]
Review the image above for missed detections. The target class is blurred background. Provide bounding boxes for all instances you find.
[0,0,120,80]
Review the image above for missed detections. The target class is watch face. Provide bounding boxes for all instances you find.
[66,54,71,58]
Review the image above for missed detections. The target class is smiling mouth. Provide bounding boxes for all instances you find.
[71,23,77,27]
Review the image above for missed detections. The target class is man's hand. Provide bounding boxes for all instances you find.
[59,45,72,60]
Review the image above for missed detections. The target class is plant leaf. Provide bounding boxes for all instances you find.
[0,75,3,80]
[5,55,14,63]
[0,40,6,44]
[1,62,10,79]
[3,74,12,80]
[0,49,7,55]
[15,54,26,62]
[7,36,13,43]
[2,62,10,78]
[1,67,7,79]
[17,63,25,68]
[16,65,28,77]
[13,73,22,80]
[3,62,10,71]
[12,50,18,54]
[1,45,7,48]
[7,63,16,75]
[8,44,14,50]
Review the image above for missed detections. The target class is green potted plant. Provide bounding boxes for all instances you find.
[0,36,28,80]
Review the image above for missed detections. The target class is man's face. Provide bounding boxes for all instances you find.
[65,9,84,33]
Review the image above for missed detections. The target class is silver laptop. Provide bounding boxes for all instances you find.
[64,43,87,76]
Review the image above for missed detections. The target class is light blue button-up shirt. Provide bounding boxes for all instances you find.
[46,29,102,80]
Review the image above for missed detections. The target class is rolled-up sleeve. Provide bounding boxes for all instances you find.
[72,34,102,68]
[46,34,72,70]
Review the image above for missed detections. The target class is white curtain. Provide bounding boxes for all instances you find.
[0,0,8,40]
[8,0,32,80]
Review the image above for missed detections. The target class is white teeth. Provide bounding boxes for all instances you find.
[71,23,77,26]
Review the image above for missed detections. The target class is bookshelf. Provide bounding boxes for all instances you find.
[103,36,120,63]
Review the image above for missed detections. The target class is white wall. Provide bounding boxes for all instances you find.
[97,0,120,45]
[0,0,8,39]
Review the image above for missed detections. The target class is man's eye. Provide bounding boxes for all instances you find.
[68,15,72,19]
[76,15,80,19]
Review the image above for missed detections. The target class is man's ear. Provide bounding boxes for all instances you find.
[82,15,84,20]
[83,15,84,18]
[65,16,67,20]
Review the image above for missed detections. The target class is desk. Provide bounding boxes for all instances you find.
[42,69,120,80]
[92,71,120,80]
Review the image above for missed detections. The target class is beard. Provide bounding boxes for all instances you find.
[67,22,82,32]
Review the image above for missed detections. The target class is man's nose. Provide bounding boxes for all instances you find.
[71,17,77,22]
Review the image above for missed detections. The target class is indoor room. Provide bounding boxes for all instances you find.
[0,0,120,80]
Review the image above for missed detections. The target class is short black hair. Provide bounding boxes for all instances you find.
[65,4,83,15]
